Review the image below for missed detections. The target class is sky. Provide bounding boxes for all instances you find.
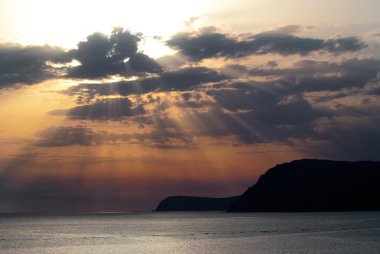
[1,0,380,212]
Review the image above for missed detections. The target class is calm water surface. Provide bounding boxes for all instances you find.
[1,211,380,253]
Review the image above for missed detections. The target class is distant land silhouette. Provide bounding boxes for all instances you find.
[229,159,380,212]
[155,196,238,211]
[156,159,380,212]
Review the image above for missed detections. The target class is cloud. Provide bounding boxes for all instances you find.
[159,66,228,89]
[127,53,163,73]
[368,86,380,95]
[51,98,145,120]
[63,66,229,100]
[57,53,380,159]
[166,27,366,61]
[1,26,379,161]
[194,85,321,144]
[309,116,380,160]
[34,124,194,149]
[0,28,164,88]
[208,85,321,123]
[249,58,380,92]
[202,78,380,159]
[0,43,71,88]
[0,27,368,89]
[67,28,162,78]
[35,126,98,146]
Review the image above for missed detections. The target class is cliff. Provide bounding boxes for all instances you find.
[228,159,380,212]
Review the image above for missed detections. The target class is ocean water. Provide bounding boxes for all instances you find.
[1,212,380,253]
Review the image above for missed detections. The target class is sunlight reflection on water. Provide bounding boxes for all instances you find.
[1,212,380,254]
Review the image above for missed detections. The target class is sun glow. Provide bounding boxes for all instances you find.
[0,0,209,57]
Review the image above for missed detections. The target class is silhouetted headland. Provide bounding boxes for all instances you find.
[155,196,238,211]
[156,159,380,212]
[228,159,380,212]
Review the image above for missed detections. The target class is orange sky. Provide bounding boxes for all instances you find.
[0,0,380,212]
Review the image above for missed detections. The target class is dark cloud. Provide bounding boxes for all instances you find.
[34,123,194,149]
[133,103,315,147]
[250,58,380,92]
[35,125,123,147]
[166,27,366,61]
[57,54,380,159]
[159,66,228,89]
[132,129,194,149]
[0,43,71,88]
[251,35,365,56]
[109,80,320,146]
[309,116,380,160]
[208,86,320,124]
[58,49,380,160]
[0,26,369,90]
[0,26,378,161]
[167,30,238,60]
[126,74,379,159]
[35,126,98,146]
[368,86,380,95]
[51,98,145,120]
[0,28,164,88]
[267,61,278,68]
[203,79,380,159]
[0,27,368,89]
[67,28,162,78]
[197,84,322,144]
[127,53,163,73]
[63,66,229,100]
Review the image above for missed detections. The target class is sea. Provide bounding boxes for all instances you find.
[1,211,380,253]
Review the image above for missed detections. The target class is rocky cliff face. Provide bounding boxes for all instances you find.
[228,159,380,212]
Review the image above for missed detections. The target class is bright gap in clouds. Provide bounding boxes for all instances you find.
[0,0,212,57]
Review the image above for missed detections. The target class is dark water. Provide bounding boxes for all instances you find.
[1,211,380,253]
